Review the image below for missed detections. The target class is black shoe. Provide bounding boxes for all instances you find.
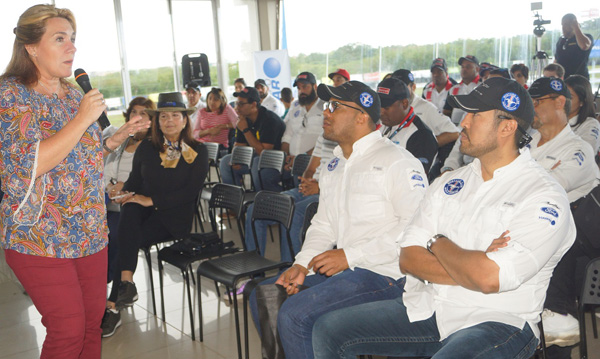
[101,309,122,338]
[115,281,138,309]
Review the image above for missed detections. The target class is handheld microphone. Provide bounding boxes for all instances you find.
[74,68,111,130]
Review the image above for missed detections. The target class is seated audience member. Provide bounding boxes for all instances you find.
[185,82,206,129]
[193,87,237,153]
[280,87,294,119]
[377,77,438,172]
[249,81,428,359]
[219,87,285,191]
[422,58,457,112]
[255,78,286,117]
[328,68,350,87]
[101,97,155,337]
[488,68,511,80]
[228,78,247,149]
[444,55,480,125]
[479,62,499,81]
[543,63,566,79]
[526,77,600,354]
[511,63,530,88]
[555,13,593,79]
[440,136,474,173]
[113,92,208,309]
[565,75,600,153]
[278,72,325,189]
[244,134,336,264]
[312,77,575,359]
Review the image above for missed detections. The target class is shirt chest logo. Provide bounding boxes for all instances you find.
[443,178,464,195]
[328,157,339,171]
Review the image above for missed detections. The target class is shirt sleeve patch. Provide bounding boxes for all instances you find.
[537,201,562,226]
[573,151,585,166]
[407,169,426,189]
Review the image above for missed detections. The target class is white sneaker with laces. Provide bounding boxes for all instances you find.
[542,309,580,347]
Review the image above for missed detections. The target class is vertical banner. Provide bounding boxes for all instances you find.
[253,50,291,100]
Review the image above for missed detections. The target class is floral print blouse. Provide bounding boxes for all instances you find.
[0,77,108,258]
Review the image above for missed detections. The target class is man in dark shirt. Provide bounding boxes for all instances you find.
[377,78,438,173]
[219,87,285,190]
[555,13,593,79]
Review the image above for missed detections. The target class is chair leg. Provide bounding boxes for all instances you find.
[268,225,275,243]
[232,288,243,359]
[158,258,166,322]
[214,280,221,298]
[579,304,588,359]
[196,202,205,233]
[143,248,157,315]
[198,272,204,342]
[243,292,250,359]
[592,307,598,339]
[184,269,195,341]
[190,264,196,286]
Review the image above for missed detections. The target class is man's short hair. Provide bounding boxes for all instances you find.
[510,63,529,79]
[494,109,531,148]
[281,87,293,103]
[234,78,246,86]
[543,63,565,79]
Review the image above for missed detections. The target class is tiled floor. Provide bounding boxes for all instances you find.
[1,208,600,358]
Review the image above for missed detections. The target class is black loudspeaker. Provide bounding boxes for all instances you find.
[182,53,211,87]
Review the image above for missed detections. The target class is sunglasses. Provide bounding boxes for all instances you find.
[324,101,364,114]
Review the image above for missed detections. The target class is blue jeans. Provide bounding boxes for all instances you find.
[249,268,406,359]
[219,153,258,188]
[312,296,538,359]
[245,188,319,262]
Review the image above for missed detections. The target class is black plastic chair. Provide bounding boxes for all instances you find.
[196,191,295,359]
[301,201,319,243]
[204,142,221,183]
[230,146,255,190]
[256,149,285,191]
[578,257,600,359]
[156,184,244,340]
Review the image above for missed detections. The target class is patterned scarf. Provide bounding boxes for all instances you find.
[159,138,197,168]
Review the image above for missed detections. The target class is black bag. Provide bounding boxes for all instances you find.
[255,283,308,359]
[571,184,600,255]
[169,233,233,257]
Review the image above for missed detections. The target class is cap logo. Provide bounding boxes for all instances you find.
[377,87,390,95]
[550,80,562,91]
[501,92,520,112]
[243,88,249,93]
[359,92,374,108]
[408,73,414,82]
[298,74,307,79]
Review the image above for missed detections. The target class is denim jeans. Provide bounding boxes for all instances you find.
[312,296,538,359]
[245,188,319,262]
[219,153,256,187]
[249,268,406,359]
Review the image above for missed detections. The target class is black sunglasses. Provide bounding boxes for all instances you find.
[324,101,364,114]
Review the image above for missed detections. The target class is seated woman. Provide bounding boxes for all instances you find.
[193,87,237,155]
[101,96,155,337]
[113,92,208,308]
[565,74,600,154]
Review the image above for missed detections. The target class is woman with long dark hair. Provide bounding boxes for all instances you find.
[565,74,600,153]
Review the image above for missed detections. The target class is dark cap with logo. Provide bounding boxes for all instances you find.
[293,72,317,86]
[233,87,261,103]
[459,55,480,66]
[431,58,447,72]
[528,77,571,99]
[447,77,534,125]
[317,80,380,123]
[254,79,268,88]
[391,69,415,85]
[376,78,410,107]
[185,82,201,92]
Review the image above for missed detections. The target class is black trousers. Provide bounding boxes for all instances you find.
[117,203,172,274]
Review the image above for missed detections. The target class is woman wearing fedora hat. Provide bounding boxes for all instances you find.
[112,92,208,310]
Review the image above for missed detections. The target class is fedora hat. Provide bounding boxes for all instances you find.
[146,92,195,116]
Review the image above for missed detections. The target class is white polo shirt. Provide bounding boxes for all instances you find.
[281,99,325,156]
[569,115,600,154]
[529,124,600,203]
[294,131,428,279]
[412,96,459,137]
[401,149,575,340]
[261,93,285,117]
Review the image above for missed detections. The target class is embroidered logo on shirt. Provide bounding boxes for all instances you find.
[359,92,374,108]
[592,128,599,139]
[328,157,339,171]
[408,170,426,189]
[443,179,464,195]
[541,207,559,218]
[550,80,563,91]
[501,92,520,111]
[538,205,560,225]
[573,151,585,166]
[294,110,300,117]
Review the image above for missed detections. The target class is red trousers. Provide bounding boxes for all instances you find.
[5,247,107,359]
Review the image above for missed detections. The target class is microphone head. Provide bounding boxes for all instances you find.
[74,68,92,92]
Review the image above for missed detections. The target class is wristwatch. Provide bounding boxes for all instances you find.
[103,138,115,153]
[427,234,446,253]
[242,127,251,134]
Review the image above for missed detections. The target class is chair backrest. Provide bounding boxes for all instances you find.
[204,142,219,163]
[292,153,312,178]
[208,183,245,240]
[301,201,319,244]
[250,191,295,258]
[231,146,254,167]
[258,150,285,173]
[581,257,600,306]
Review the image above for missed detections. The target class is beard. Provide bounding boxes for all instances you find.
[298,88,317,106]
[259,92,267,100]
[459,129,498,158]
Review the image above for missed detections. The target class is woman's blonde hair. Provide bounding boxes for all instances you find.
[1,4,76,87]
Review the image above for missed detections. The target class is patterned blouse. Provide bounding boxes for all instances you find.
[0,77,108,258]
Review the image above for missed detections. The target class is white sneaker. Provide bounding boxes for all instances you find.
[541,309,580,347]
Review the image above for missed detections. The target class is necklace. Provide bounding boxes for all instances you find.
[38,80,61,99]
